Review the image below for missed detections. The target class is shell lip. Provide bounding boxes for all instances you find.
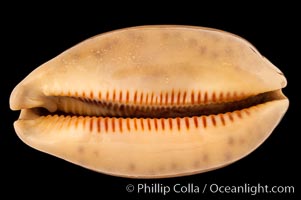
[14,89,287,121]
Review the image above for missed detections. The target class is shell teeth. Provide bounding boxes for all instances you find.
[37,108,252,134]
[42,89,277,119]
[54,89,247,106]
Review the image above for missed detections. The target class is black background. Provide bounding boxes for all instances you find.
[1,3,299,199]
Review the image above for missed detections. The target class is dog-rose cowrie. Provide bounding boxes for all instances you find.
[10,26,288,178]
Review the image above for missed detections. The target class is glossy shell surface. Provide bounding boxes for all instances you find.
[10,26,288,178]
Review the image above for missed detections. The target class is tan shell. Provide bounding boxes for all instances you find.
[10,25,288,178]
